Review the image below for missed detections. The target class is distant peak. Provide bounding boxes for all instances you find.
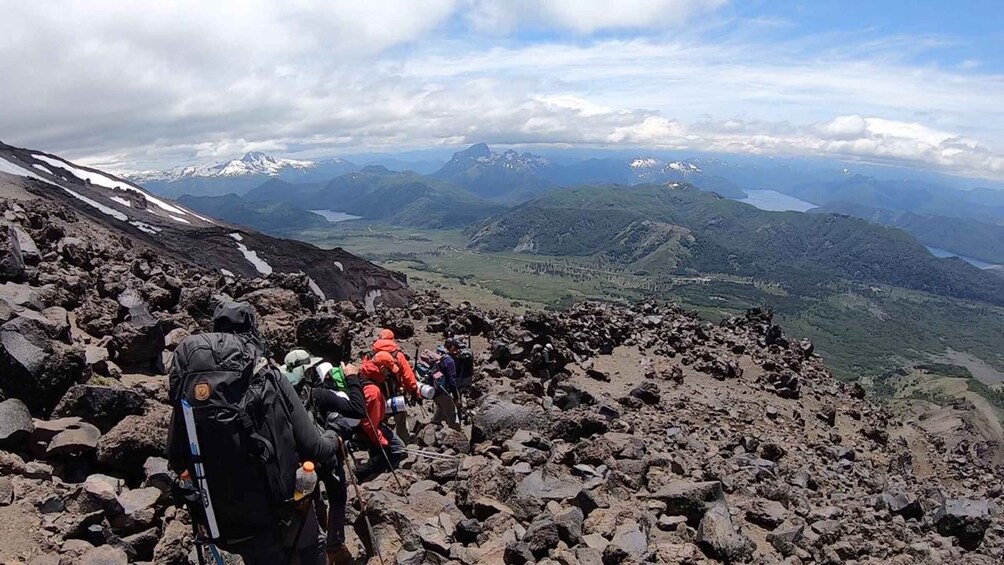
[361,165,392,174]
[240,151,274,163]
[459,143,492,159]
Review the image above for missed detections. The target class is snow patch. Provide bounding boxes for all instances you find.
[62,187,128,221]
[364,289,382,314]
[0,156,60,186]
[109,196,132,207]
[32,163,53,175]
[131,221,161,235]
[333,261,344,272]
[170,215,191,224]
[220,269,235,277]
[307,277,326,301]
[631,157,661,169]
[33,154,192,219]
[234,241,273,276]
[228,232,244,242]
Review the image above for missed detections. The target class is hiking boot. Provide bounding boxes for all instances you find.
[326,544,353,565]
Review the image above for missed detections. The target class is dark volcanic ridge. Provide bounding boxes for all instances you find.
[0,141,409,308]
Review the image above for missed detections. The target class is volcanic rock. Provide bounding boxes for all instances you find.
[697,502,754,562]
[52,384,146,432]
[0,398,34,447]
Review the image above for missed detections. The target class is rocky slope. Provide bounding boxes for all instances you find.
[0,142,409,308]
[0,189,1001,563]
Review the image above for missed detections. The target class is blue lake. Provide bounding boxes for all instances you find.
[310,209,362,223]
[737,190,817,212]
[924,246,998,270]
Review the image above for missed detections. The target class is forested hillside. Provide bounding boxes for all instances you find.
[467,183,1004,306]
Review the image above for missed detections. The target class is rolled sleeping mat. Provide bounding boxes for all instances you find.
[385,395,408,415]
[420,384,436,400]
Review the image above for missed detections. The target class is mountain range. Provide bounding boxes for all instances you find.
[467,183,1004,307]
[0,142,408,306]
[126,151,358,198]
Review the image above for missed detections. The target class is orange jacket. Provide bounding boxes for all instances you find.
[358,359,389,447]
[372,338,419,397]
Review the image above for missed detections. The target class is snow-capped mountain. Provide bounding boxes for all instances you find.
[0,142,408,305]
[628,157,702,179]
[126,152,358,198]
[431,143,555,202]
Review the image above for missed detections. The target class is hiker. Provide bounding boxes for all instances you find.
[371,328,421,443]
[530,343,555,379]
[281,348,323,403]
[352,351,407,483]
[444,338,474,422]
[419,348,461,431]
[167,302,341,565]
[307,360,367,565]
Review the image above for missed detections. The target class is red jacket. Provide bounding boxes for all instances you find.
[372,338,419,397]
[358,360,388,447]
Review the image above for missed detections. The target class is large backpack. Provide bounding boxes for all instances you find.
[169,329,299,540]
[453,348,474,389]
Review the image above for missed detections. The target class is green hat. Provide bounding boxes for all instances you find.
[282,349,322,385]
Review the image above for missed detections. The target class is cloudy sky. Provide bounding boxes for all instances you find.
[1,0,1003,180]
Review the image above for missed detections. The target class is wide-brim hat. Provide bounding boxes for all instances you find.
[283,348,323,383]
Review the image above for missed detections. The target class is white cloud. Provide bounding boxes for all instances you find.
[465,0,728,33]
[0,1,1002,181]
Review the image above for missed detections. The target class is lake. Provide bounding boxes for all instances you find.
[737,190,817,212]
[924,246,999,270]
[310,209,362,223]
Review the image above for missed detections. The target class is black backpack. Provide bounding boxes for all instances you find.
[169,309,299,540]
[453,348,474,389]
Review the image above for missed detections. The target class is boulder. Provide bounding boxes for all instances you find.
[0,398,34,448]
[629,381,661,405]
[744,499,788,530]
[646,481,723,523]
[46,421,101,456]
[142,456,176,492]
[553,506,585,546]
[10,225,40,266]
[517,470,583,502]
[934,498,992,550]
[472,397,548,444]
[521,518,559,558]
[79,545,128,565]
[111,487,163,534]
[112,317,165,367]
[0,281,45,311]
[0,225,25,282]
[697,502,754,562]
[610,521,648,560]
[96,405,171,478]
[153,518,191,565]
[296,314,351,362]
[0,475,13,506]
[83,473,125,514]
[52,385,146,432]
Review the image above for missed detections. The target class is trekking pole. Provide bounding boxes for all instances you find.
[341,442,386,565]
[363,412,406,492]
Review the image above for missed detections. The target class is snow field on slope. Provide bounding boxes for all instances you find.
[33,154,196,221]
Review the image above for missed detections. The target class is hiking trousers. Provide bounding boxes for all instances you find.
[324,461,348,549]
[394,411,410,444]
[432,394,460,431]
[355,424,406,483]
[220,514,325,565]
